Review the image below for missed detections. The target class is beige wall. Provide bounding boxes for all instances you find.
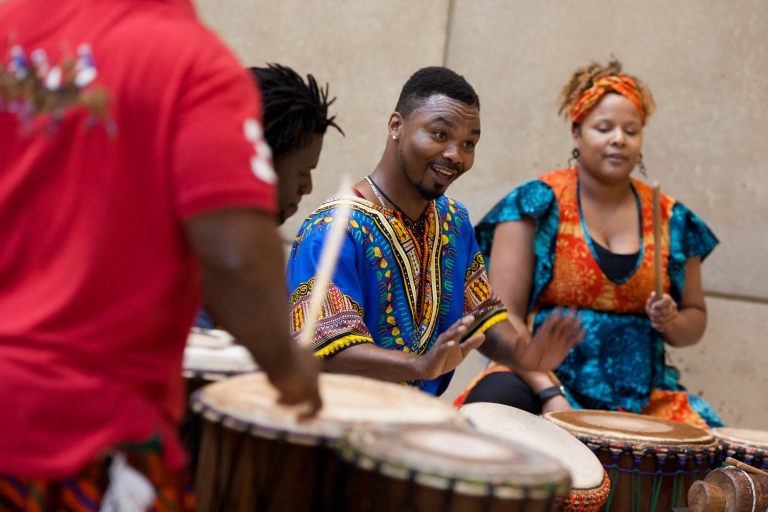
[193,0,451,240]
[195,0,768,428]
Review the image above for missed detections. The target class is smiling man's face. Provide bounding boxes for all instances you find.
[396,94,480,200]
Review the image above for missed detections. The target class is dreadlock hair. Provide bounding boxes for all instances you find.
[395,67,480,119]
[557,58,656,124]
[249,64,343,158]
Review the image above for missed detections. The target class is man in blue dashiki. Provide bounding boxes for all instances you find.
[287,67,585,395]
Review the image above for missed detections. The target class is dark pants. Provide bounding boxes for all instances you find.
[462,371,543,414]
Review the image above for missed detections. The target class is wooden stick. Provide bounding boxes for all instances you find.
[652,181,663,299]
[299,177,353,348]
[726,456,768,476]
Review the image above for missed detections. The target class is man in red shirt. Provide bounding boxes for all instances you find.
[0,0,321,509]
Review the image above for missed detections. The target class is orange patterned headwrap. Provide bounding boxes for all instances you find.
[570,76,645,125]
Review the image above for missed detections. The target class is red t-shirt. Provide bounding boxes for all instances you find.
[0,0,277,477]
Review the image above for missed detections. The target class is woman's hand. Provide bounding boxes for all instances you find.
[645,292,679,333]
[541,395,572,414]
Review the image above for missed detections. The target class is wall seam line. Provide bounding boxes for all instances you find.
[442,0,457,66]
[703,290,768,306]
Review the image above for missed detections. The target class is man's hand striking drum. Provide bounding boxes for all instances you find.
[185,209,322,418]
[418,316,486,381]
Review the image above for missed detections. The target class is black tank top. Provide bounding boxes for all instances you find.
[591,238,641,282]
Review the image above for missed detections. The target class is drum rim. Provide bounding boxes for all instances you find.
[182,343,259,374]
[191,387,335,446]
[460,402,607,491]
[560,470,611,506]
[181,368,255,380]
[339,423,572,499]
[543,410,717,448]
[191,372,462,445]
[712,427,768,451]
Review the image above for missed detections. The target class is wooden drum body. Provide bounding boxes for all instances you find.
[544,410,720,512]
[192,372,462,512]
[713,427,768,471]
[339,423,571,512]
[180,328,258,473]
[460,403,610,511]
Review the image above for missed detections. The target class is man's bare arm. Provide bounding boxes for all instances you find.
[184,208,321,414]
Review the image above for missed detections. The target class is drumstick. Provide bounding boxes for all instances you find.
[652,181,663,300]
[726,457,768,476]
[299,176,353,348]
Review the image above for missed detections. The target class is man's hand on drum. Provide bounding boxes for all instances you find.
[511,308,585,372]
[271,343,323,419]
[418,315,486,381]
[645,292,679,333]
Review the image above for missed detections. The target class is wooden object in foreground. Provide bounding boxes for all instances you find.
[726,456,768,476]
[652,181,663,299]
[688,466,768,512]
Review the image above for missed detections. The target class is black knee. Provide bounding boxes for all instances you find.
[462,372,542,415]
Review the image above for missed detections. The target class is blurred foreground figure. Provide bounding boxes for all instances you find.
[0,0,320,509]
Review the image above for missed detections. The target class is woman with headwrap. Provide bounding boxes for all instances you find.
[454,60,724,428]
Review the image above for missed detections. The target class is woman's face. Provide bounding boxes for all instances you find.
[573,93,643,185]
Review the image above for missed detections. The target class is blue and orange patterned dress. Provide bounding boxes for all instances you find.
[455,167,724,428]
[287,192,508,396]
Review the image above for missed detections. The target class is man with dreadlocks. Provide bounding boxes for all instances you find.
[287,67,584,396]
[455,59,724,429]
[196,64,342,329]
[250,64,343,225]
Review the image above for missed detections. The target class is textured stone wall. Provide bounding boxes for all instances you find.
[194,0,768,428]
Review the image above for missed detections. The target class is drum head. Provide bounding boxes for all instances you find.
[460,403,605,493]
[342,423,570,499]
[543,410,715,448]
[713,427,768,450]
[183,329,258,378]
[193,373,461,442]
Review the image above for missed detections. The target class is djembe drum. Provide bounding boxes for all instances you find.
[544,410,720,512]
[192,372,462,512]
[338,422,571,512]
[460,403,610,511]
[712,427,768,471]
[180,328,258,473]
[182,328,258,393]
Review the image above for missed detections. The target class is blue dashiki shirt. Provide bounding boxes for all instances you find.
[287,192,508,396]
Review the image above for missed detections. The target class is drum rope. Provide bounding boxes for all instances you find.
[605,467,619,511]
[648,473,664,512]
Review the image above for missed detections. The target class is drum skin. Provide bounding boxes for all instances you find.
[460,403,609,512]
[339,423,571,512]
[192,372,463,512]
[544,410,721,512]
[713,427,768,471]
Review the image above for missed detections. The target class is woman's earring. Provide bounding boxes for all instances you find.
[637,153,647,178]
[568,148,580,167]
[392,135,398,140]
